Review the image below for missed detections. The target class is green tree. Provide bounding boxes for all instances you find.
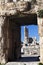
[38,10,43,18]
[38,63,43,65]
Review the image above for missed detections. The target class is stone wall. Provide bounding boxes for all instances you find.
[0,16,21,63]
[38,17,43,63]
[0,16,6,64]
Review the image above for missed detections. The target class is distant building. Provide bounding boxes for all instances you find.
[23,26,38,45]
[21,26,40,56]
[21,37,40,56]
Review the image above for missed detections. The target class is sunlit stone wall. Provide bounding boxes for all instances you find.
[38,17,43,63]
[0,16,6,64]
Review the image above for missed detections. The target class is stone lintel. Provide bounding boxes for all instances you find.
[0,1,36,16]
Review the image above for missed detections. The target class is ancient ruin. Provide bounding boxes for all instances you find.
[0,0,43,64]
[21,26,40,56]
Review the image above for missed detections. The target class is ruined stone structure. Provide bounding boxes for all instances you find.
[0,13,37,64]
[0,0,43,64]
[24,26,29,44]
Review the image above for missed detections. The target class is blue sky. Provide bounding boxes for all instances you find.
[21,25,39,42]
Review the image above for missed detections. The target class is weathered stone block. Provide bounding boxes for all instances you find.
[37,17,43,36]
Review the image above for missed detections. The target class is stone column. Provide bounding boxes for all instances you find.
[24,26,29,44]
[0,16,10,64]
[0,16,6,64]
[38,17,43,63]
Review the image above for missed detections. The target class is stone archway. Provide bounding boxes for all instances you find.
[0,14,42,64]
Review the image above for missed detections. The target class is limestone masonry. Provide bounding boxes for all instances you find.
[0,0,43,64]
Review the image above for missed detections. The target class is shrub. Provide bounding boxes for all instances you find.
[0,63,5,65]
[38,63,43,65]
[24,64,26,65]
[38,10,43,18]
[0,63,1,65]
[0,63,2,65]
